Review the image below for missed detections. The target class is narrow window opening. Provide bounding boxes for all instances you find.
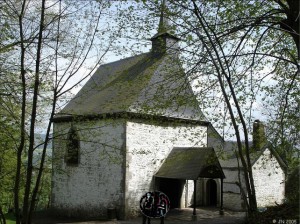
[66,125,80,165]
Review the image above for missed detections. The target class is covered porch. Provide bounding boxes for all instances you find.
[154,147,225,219]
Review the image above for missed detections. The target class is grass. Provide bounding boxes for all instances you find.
[4,213,16,224]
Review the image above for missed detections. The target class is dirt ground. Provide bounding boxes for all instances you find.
[32,207,246,224]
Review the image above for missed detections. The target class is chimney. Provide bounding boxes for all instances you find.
[252,120,267,151]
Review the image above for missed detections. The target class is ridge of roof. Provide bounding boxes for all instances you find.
[100,52,150,67]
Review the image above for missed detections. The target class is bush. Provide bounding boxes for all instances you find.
[248,203,299,224]
[286,166,300,206]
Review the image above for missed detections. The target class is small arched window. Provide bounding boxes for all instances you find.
[66,125,80,165]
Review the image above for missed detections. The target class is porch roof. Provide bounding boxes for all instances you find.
[155,147,225,180]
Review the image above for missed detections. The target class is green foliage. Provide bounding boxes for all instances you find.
[157,0,299,168]
[0,0,297,221]
[1,0,160,222]
[147,0,299,214]
[248,203,299,224]
[285,167,300,206]
[0,74,22,213]
[4,213,16,224]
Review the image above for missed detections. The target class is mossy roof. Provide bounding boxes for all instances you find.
[155,147,225,180]
[55,52,206,122]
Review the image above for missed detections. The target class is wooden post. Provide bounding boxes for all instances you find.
[220,178,224,215]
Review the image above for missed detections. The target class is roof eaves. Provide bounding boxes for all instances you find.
[52,111,210,126]
[150,32,181,41]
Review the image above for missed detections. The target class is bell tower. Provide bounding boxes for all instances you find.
[151,0,180,55]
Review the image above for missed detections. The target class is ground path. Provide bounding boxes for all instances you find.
[32,207,246,224]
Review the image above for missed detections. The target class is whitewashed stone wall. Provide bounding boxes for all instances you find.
[185,180,195,207]
[125,121,207,218]
[221,167,245,210]
[52,118,285,219]
[252,148,285,207]
[220,148,286,211]
[223,193,245,211]
[51,119,126,218]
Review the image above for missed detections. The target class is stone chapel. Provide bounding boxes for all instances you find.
[51,0,286,220]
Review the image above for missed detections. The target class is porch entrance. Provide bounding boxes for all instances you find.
[155,147,225,216]
[158,178,183,208]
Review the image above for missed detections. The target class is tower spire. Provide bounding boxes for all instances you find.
[157,0,170,34]
[151,0,179,55]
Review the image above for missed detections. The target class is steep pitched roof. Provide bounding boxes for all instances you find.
[56,52,206,122]
[58,53,152,116]
[220,141,287,171]
[55,0,206,122]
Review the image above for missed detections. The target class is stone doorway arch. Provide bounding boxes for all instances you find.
[207,179,217,206]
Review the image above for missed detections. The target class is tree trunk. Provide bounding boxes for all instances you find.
[0,206,6,224]
[15,1,27,223]
[22,0,46,223]
[280,0,300,58]
[191,0,258,213]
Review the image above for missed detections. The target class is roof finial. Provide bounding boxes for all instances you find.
[151,0,179,54]
[157,0,171,34]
